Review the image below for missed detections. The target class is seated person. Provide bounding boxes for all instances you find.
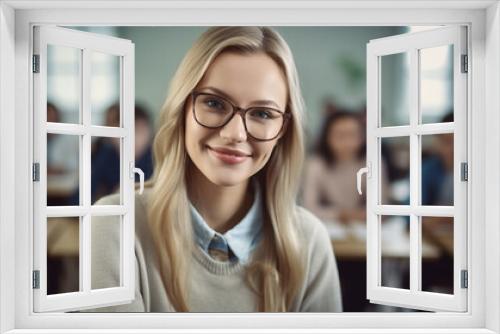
[67,103,154,205]
[302,110,389,225]
[91,103,154,204]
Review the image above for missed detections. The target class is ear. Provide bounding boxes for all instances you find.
[276,116,291,142]
[277,131,286,142]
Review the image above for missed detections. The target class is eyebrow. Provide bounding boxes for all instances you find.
[199,86,282,110]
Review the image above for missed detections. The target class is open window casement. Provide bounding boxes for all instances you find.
[32,26,141,312]
[362,25,468,312]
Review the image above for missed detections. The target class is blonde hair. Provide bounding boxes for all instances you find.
[144,26,306,312]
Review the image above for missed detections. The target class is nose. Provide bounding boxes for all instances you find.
[219,113,247,142]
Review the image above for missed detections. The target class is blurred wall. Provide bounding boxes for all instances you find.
[70,26,407,146]
[115,26,405,143]
[116,27,207,127]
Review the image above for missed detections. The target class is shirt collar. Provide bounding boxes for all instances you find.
[189,179,263,264]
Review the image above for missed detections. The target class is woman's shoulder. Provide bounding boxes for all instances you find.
[93,192,120,205]
[93,188,151,228]
[294,205,330,245]
[93,189,155,268]
[94,188,151,207]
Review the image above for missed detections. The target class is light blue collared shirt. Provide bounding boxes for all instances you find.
[189,180,263,264]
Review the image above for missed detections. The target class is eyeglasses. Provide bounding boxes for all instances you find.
[191,91,291,141]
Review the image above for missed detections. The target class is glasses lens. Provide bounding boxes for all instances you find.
[194,94,232,127]
[246,107,284,140]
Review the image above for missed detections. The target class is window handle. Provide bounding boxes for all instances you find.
[134,168,144,194]
[356,162,371,195]
[130,162,145,194]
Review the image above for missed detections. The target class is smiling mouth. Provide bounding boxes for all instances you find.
[207,146,251,165]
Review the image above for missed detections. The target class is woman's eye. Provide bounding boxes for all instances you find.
[205,98,224,109]
[250,109,274,120]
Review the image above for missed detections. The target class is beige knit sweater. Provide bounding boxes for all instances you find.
[83,188,343,313]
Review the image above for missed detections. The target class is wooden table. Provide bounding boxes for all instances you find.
[331,235,442,260]
[327,219,449,261]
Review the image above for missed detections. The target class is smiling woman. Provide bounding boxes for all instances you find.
[86,26,342,313]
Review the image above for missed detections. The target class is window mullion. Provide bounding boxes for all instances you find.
[81,48,91,294]
[409,47,420,293]
[374,205,454,216]
[121,46,134,293]
[374,123,454,138]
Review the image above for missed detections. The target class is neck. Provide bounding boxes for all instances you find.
[186,161,254,234]
[335,153,358,163]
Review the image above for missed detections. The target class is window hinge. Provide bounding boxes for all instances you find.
[32,270,40,289]
[461,54,468,73]
[32,55,40,73]
[461,162,468,181]
[461,270,468,289]
[32,163,40,182]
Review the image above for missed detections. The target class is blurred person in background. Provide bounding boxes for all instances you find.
[46,102,80,206]
[47,101,63,175]
[68,103,154,205]
[90,103,154,204]
[302,110,367,224]
[421,111,454,207]
[401,111,454,211]
[47,102,79,176]
[419,112,454,294]
[46,102,80,293]
[301,108,392,312]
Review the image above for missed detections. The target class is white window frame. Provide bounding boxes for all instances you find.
[0,1,499,333]
[365,26,468,312]
[33,26,136,312]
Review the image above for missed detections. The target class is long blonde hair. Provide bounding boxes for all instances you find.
[144,26,306,312]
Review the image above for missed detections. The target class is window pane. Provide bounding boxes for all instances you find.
[380,137,410,205]
[421,134,454,206]
[47,45,81,124]
[91,52,121,127]
[421,216,454,294]
[47,217,80,295]
[420,45,454,124]
[47,134,80,206]
[380,215,410,289]
[380,52,410,127]
[91,215,122,289]
[91,137,122,205]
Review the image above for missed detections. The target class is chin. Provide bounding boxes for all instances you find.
[206,172,249,187]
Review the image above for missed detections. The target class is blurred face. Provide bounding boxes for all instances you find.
[135,118,151,158]
[437,133,454,166]
[185,51,288,187]
[327,117,363,161]
[47,105,58,140]
[47,105,58,123]
[106,107,120,127]
[106,107,121,150]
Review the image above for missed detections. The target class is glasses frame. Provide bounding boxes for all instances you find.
[191,91,291,142]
